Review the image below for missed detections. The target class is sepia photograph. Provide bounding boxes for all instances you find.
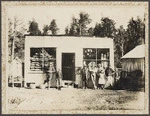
[1,1,149,114]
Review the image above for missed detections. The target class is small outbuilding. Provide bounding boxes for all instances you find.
[8,57,23,87]
[121,44,145,75]
[121,44,145,90]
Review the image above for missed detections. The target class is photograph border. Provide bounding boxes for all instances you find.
[1,0,149,114]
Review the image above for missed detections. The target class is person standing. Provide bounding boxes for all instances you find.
[47,62,56,89]
[81,66,88,89]
[56,69,62,90]
[89,62,97,89]
[97,63,106,89]
[105,64,114,86]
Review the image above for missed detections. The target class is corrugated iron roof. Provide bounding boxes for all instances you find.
[121,44,145,59]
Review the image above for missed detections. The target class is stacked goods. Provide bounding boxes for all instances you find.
[30,53,42,71]
[30,48,56,71]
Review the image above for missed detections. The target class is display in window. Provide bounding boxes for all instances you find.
[97,49,109,60]
[83,48,96,59]
[83,48,110,68]
[30,48,56,71]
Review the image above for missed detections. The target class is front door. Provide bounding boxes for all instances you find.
[62,53,75,81]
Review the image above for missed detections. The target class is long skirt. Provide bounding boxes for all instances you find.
[98,75,105,84]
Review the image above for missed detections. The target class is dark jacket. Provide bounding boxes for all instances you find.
[105,67,114,76]
[82,68,87,81]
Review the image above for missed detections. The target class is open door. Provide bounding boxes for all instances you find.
[62,53,75,81]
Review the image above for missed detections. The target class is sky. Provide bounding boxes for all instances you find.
[7,4,146,34]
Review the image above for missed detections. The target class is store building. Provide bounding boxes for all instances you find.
[24,36,114,87]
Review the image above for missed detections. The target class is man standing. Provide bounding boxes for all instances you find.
[105,64,114,86]
[81,66,88,89]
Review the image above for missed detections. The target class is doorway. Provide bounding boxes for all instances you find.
[62,53,75,81]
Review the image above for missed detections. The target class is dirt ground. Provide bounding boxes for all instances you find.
[7,87,144,113]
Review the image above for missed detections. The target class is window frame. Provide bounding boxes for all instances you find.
[30,47,56,73]
[83,48,110,67]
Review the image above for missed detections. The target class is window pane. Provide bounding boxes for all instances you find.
[30,47,56,71]
[83,48,96,59]
[43,48,56,72]
[30,48,42,57]
[30,48,42,71]
[97,49,109,60]
[44,48,56,59]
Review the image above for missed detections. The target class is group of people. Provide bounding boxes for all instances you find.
[81,62,115,89]
[44,62,62,90]
[44,61,115,90]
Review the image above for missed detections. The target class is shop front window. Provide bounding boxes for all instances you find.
[30,47,56,71]
[83,48,109,68]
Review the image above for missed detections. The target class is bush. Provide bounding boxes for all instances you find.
[127,70,144,91]
[115,70,144,91]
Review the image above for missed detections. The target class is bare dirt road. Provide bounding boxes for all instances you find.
[7,87,144,113]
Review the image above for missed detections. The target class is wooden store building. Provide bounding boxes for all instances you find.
[24,36,114,87]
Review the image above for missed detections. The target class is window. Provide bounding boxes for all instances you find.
[30,47,56,71]
[83,48,109,68]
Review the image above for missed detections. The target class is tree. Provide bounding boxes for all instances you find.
[69,17,80,36]
[8,17,27,62]
[65,26,69,35]
[28,19,41,35]
[42,25,49,35]
[68,12,92,36]
[114,25,126,57]
[114,26,127,67]
[49,19,59,35]
[88,27,94,36]
[78,12,92,36]
[93,23,103,37]
[93,17,116,38]
[125,17,145,54]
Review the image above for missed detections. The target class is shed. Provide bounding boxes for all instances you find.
[121,44,145,77]
[8,57,23,87]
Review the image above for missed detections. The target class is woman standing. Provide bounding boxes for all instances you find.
[47,62,56,89]
[97,64,106,89]
[89,62,97,89]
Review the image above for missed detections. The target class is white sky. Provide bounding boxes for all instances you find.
[7,4,146,34]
